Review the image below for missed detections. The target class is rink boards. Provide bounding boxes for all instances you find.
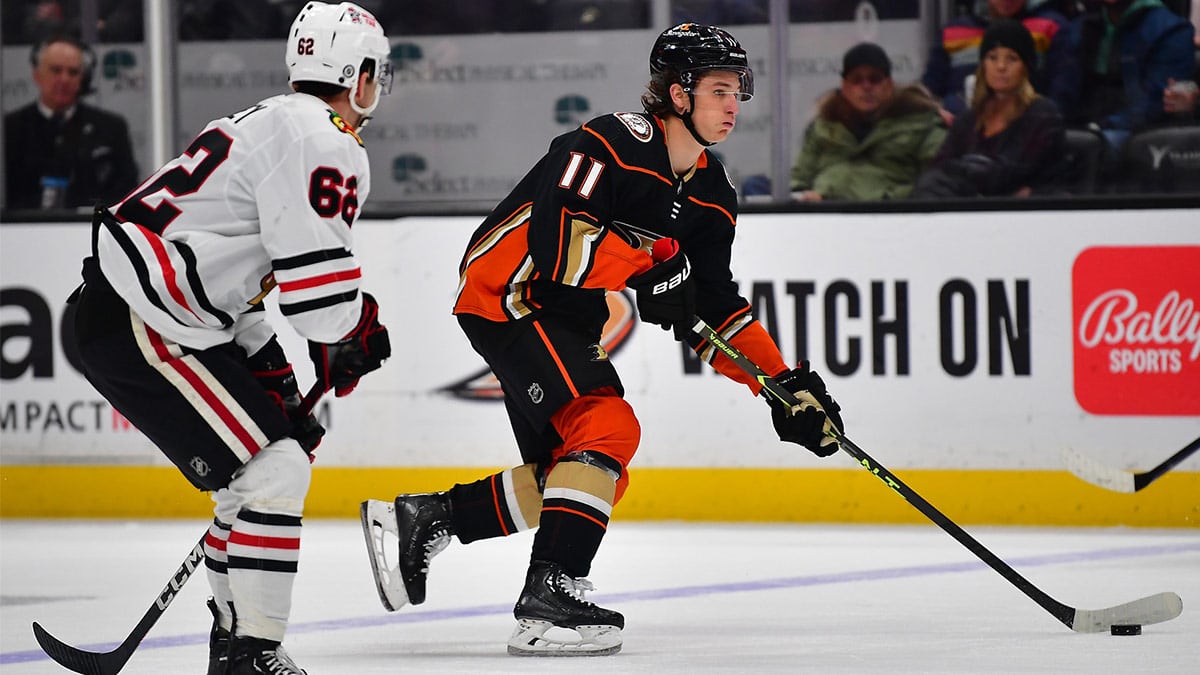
[1,210,1197,525]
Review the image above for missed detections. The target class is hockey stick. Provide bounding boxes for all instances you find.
[689,317,1183,633]
[33,532,207,675]
[31,381,326,674]
[1063,436,1200,493]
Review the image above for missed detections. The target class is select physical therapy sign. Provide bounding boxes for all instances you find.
[1,210,1196,471]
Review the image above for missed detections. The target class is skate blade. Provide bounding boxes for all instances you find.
[359,500,409,612]
[507,619,622,657]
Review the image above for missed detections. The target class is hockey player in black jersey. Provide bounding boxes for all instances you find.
[361,23,845,656]
[68,3,393,674]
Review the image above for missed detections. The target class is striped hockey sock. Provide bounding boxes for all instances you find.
[226,509,301,641]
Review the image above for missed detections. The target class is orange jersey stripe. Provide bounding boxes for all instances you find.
[489,474,511,537]
[686,194,736,227]
[532,319,580,397]
[582,124,674,186]
[541,505,609,530]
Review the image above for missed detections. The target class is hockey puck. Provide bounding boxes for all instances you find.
[1110,624,1142,636]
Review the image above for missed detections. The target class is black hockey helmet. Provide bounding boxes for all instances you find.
[649,23,753,100]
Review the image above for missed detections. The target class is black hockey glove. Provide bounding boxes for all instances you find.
[769,361,844,457]
[626,238,695,340]
[309,292,391,398]
[247,338,325,455]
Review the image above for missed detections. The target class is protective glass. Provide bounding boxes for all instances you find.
[375,60,394,95]
[684,66,754,101]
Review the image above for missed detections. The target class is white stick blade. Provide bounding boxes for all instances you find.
[1062,447,1137,493]
[1071,592,1183,633]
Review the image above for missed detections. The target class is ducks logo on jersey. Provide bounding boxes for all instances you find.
[614,113,653,143]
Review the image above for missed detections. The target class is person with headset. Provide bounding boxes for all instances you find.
[3,34,138,210]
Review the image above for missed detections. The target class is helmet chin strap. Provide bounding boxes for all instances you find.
[679,94,716,147]
[349,75,380,127]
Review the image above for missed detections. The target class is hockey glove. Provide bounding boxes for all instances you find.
[309,292,391,398]
[626,238,696,340]
[769,361,844,457]
[247,338,325,455]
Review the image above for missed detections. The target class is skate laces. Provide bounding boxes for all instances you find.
[422,529,450,571]
[261,645,303,675]
[556,573,597,605]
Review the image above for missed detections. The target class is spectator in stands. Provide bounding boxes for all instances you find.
[789,42,946,201]
[373,0,550,34]
[4,35,138,210]
[913,20,1066,197]
[0,0,144,43]
[1163,77,1199,119]
[2,0,69,44]
[178,0,288,40]
[922,0,1080,123]
[1076,0,1195,153]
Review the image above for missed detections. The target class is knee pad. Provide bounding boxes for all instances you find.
[549,391,640,471]
[218,438,312,518]
[545,455,616,516]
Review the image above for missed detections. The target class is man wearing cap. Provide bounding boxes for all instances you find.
[789,42,946,201]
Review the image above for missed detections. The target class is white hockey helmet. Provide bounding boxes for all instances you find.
[286,2,393,118]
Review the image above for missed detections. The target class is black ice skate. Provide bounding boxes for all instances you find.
[360,492,453,610]
[227,635,306,675]
[206,597,230,675]
[508,560,624,656]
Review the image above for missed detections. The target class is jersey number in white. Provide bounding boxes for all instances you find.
[557,152,605,199]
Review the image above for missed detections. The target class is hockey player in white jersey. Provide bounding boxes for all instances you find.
[67,3,393,673]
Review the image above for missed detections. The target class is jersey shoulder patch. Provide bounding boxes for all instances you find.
[328,111,364,147]
[612,112,654,143]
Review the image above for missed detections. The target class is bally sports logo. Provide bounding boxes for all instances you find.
[1072,246,1200,415]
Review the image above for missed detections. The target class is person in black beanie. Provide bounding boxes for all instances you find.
[920,0,1080,123]
[914,19,1067,198]
[979,17,1037,78]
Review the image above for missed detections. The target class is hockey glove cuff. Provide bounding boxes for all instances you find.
[309,292,391,398]
[626,238,696,340]
[248,338,325,455]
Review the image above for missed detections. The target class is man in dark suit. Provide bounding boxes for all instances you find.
[4,35,138,210]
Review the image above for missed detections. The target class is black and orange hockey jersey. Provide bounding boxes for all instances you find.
[453,111,788,391]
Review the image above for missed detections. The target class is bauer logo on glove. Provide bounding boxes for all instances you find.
[647,259,690,295]
[626,238,697,337]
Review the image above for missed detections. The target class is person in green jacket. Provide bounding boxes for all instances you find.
[790,42,947,201]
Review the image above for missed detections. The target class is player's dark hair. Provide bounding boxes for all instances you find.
[641,70,678,116]
[293,81,347,98]
[292,58,376,99]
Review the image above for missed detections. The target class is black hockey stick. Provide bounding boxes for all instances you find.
[1063,436,1200,493]
[31,382,326,674]
[33,532,207,674]
[689,317,1183,633]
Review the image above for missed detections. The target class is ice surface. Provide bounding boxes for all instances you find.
[2,520,1197,673]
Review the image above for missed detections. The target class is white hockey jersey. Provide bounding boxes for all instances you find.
[97,93,371,353]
